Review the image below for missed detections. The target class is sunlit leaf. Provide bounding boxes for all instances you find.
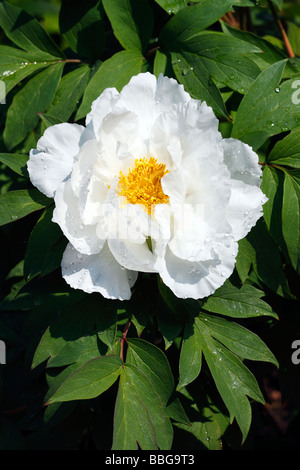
[0,189,51,226]
[102,0,153,53]
[4,63,64,150]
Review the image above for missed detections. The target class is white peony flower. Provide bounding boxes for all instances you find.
[27,72,267,301]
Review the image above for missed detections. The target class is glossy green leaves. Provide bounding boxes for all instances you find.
[0,189,51,226]
[1,0,299,452]
[178,313,277,441]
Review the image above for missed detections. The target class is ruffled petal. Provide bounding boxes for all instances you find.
[222,137,263,186]
[184,99,219,133]
[86,87,119,137]
[53,180,103,255]
[149,100,222,170]
[161,147,233,262]
[116,72,157,141]
[61,242,138,300]
[226,179,267,241]
[157,240,238,300]
[27,123,90,198]
[98,107,145,164]
[223,138,267,240]
[155,74,190,109]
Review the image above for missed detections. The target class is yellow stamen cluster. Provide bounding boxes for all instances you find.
[118,157,170,214]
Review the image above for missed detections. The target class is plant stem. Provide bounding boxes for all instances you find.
[120,320,131,362]
[268,0,295,58]
[1,405,27,415]
[145,45,161,59]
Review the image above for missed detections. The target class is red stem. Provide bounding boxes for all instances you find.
[120,320,131,362]
[268,0,295,58]
[1,405,27,415]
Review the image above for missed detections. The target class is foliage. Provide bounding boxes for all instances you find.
[0,0,300,451]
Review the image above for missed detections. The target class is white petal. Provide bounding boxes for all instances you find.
[98,107,144,161]
[223,138,267,240]
[149,100,222,170]
[93,177,150,243]
[70,139,99,197]
[161,156,232,260]
[222,137,263,186]
[108,238,157,273]
[86,87,119,137]
[53,180,103,255]
[150,108,185,168]
[157,241,238,300]
[184,100,219,133]
[27,123,90,198]
[226,180,267,241]
[61,242,138,300]
[156,74,191,109]
[116,72,157,141]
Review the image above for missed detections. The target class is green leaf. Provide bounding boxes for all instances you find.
[102,0,153,53]
[4,63,64,149]
[178,321,202,390]
[31,294,117,369]
[172,32,261,94]
[268,127,300,168]
[282,172,300,273]
[261,165,285,247]
[235,240,252,284]
[0,153,28,177]
[153,49,173,78]
[174,402,225,450]
[46,355,123,404]
[221,22,290,73]
[232,60,300,150]
[0,45,53,96]
[47,335,102,368]
[45,65,90,123]
[0,0,63,59]
[38,113,63,130]
[198,313,278,366]
[159,0,246,48]
[154,0,187,15]
[288,22,300,57]
[75,50,144,120]
[171,51,228,118]
[24,206,66,280]
[112,363,173,450]
[0,189,51,226]
[201,280,278,319]
[237,220,292,298]
[195,316,265,442]
[127,338,189,425]
[59,0,105,59]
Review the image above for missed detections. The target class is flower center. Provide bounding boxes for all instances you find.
[118,157,170,214]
